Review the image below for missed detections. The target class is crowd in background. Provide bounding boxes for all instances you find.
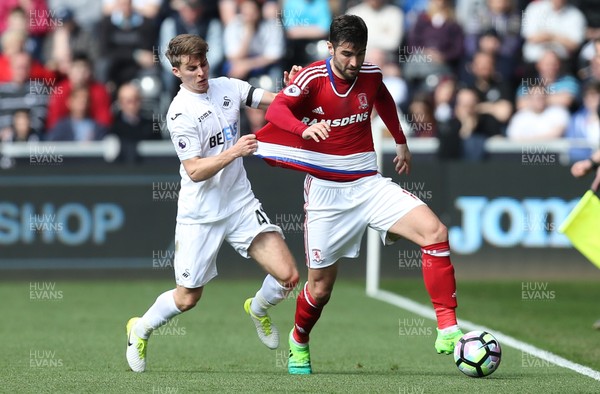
[0,0,599,164]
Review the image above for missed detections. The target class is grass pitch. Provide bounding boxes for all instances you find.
[1,278,599,393]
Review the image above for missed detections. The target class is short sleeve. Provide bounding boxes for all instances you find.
[167,112,202,161]
[229,78,264,108]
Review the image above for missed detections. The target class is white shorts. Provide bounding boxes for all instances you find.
[174,198,283,288]
[304,173,425,268]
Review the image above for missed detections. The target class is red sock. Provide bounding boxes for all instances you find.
[292,282,324,344]
[421,241,458,329]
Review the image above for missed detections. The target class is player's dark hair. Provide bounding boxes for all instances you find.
[165,34,209,68]
[329,15,368,50]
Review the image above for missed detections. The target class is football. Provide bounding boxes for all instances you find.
[453,330,502,378]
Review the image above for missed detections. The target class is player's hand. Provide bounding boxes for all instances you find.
[571,159,592,178]
[284,65,301,86]
[233,134,258,157]
[393,144,411,175]
[301,121,330,142]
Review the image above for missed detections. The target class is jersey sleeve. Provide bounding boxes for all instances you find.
[374,82,407,145]
[264,83,309,136]
[229,77,265,108]
[167,110,202,161]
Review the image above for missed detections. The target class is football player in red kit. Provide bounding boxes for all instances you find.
[255,14,463,374]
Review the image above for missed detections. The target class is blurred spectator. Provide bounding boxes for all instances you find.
[0,29,55,82]
[521,0,586,65]
[464,51,513,129]
[0,108,38,169]
[41,7,100,77]
[455,0,487,29]
[403,0,464,92]
[223,0,285,132]
[0,1,51,59]
[462,0,522,82]
[281,0,332,70]
[506,84,570,141]
[367,47,408,110]
[110,83,159,162]
[97,0,158,91]
[159,0,223,94]
[399,0,429,32]
[46,87,107,141]
[406,92,437,138]
[578,38,600,84]
[47,0,104,31]
[223,0,284,131]
[438,87,502,160]
[565,81,600,162]
[346,0,404,61]
[573,0,600,69]
[46,53,112,130]
[433,75,457,123]
[516,50,580,111]
[0,109,39,142]
[102,0,162,19]
[0,52,49,136]
[218,0,237,26]
[223,0,284,79]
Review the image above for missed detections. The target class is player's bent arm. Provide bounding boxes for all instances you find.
[265,96,309,136]
[181,135,257,182]
[374,82,407,145]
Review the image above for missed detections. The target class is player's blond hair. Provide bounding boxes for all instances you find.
[165,34,209,68]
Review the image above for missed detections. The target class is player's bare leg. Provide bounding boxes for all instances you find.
[388,205,463,354]
[288,263,338,374]
[126,286,202,372]
[245,231,299,349]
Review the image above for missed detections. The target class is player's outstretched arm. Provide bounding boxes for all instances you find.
[393,143,411,175]
[181,134,258,182]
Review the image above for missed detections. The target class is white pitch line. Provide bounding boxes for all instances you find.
[370,289,600,382]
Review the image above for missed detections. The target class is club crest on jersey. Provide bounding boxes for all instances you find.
[358,93,368,110]
[222,96,232,109]
[311,249,322,263]
[283,84,301,97]
[176,135,191,152]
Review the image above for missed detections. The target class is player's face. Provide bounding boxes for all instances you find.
[173,55,210,94]
[329,41,366,81]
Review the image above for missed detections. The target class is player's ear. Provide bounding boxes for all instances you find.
[327,41,334,56]
[172,67,181,78]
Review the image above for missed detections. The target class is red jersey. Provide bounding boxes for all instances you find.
[255,59,406,181]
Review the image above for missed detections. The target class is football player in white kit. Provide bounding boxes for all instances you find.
[126,34,300,372]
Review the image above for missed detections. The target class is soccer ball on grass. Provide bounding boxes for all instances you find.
[453,330,501,377]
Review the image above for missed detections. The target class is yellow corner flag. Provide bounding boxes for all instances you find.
[559,190,600,269]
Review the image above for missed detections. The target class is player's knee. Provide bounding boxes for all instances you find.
[282,269,300,290]
[310,286,332,306]
[425,221,448,245]
[175,291,202,312]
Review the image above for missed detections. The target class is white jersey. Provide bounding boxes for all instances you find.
[166,77,264,223]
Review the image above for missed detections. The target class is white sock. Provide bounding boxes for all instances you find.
[250,274,293,317]
[134,289,181,339]
[439,324,460,335]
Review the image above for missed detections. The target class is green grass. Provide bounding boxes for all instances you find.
[382,279,600,372]
[1,279,599,393]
